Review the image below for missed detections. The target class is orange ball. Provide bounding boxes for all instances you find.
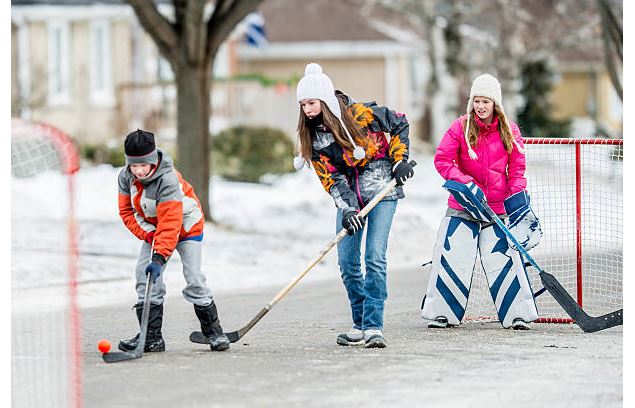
[98,339,111,353]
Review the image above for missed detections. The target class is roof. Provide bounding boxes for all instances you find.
[257,0,396,43]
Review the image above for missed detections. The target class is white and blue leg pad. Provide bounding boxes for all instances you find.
[478,223,539,327]
[421,216,480,325]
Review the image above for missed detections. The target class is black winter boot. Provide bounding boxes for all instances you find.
[118,303,165,352]
[194,302,230,351]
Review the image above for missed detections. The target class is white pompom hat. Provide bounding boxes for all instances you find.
[464,73,523,159]
[295,63,365,168]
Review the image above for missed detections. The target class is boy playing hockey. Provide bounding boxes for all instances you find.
[117,129,230,352]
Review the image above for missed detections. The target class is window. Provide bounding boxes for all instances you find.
[90,20,114,105]
[47,21,70,105]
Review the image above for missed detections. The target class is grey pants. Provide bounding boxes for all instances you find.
[134,240,213,306]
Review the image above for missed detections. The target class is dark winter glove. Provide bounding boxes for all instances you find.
[392,160,415,186]
[144,231,155,244]
[145,254,166,284]
[504,190,543,251]
[342,210,365,235]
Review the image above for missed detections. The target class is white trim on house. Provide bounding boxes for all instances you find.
[12,5,132,22]
[237,41,413,60]
[47,20,71,106]
[11,4,180,23]
[90,19,115,106]
[17,20,31,119]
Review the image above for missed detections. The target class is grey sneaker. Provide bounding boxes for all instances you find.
[511,318,530,330]
[427,316,449,328]
[336,327,365,346]
[364,329,387,348]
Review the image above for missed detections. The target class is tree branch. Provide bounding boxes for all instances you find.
[184,0,208,63]
[205,0,264,63]
[598,0,622,100]
[126,0,178,62]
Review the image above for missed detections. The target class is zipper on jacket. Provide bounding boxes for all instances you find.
[353,166,364,209]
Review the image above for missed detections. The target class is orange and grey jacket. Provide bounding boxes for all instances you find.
[117,150,204,260]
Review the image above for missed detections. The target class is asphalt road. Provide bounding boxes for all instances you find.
[82,265,623,408]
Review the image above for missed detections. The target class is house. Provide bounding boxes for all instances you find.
[231,0,424,140]
[11,0,424,148]
[551,46,622,137]
[11,0,188,146]
[11,0,621,151]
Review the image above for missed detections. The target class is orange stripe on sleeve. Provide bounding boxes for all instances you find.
[118,193,148,241]
[153,200,183,258]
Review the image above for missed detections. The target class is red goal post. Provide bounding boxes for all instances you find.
[464,138,623,323]
[11,118,82,407]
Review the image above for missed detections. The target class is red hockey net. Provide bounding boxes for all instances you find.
[11,118,82,407]
[464,138,623,323]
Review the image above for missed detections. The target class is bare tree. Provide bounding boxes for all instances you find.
[597,0,622,100]
[361,0,605,143]
[358,0,470,143]
[126,0,264,220]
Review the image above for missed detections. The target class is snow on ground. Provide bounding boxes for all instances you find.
[11,151,447,309]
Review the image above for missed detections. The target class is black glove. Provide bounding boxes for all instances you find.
[342,210,365,235]
[392,160,415,186]
[145,254,166,284]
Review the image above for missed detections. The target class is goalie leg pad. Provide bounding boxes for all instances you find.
[421,216,480,325]
[478,223,539,328]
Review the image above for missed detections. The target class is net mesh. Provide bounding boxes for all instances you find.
[11,119,81,408]
[464,139,623,322]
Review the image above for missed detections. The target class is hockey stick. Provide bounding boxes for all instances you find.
[191,161,417,344]
[443,180,623,333]
[103,273,154,362]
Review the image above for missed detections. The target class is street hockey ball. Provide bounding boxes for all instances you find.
[98,339,111,353]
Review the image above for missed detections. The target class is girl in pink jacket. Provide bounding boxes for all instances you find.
[420,74,541,330]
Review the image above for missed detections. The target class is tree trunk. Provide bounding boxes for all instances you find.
[175,62,212,221]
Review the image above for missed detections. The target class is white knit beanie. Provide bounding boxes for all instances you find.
[295,63,365,168]
[464,73,523,159]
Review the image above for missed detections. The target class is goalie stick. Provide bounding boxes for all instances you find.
[191,161,417,345]
[443,180,623,333]
[103,273,154,363]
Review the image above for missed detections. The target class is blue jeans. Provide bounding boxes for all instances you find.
[336,199,398,330]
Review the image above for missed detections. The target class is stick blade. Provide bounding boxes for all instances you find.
[102,350,141,363]
[189,331,209,345]
[226,331,241,343]
[577,309,623,333]
[190,330,241,344]
[541,271,623,333]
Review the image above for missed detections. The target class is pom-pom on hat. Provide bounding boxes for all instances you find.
[463,73,522,159]
[297,63,340,121]
[296,63,365,161]
[124,129,159,166]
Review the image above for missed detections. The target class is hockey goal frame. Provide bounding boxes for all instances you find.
[524,138,623,324]
[463,137,623,324]
[11,118,82,407]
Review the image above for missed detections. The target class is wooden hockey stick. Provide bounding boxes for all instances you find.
[191,161,417,344]
[443,180,623,333]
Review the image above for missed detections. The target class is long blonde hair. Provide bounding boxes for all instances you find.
[463,104,514,153]
[296,94,366,162]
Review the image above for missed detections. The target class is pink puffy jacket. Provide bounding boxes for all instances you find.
[434,114,526,214]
